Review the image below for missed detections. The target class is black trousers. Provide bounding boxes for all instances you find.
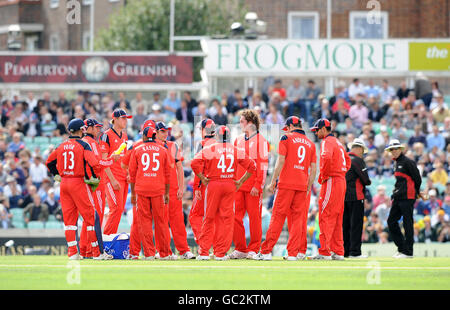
[343,200,364,257]
[387,199,415,256]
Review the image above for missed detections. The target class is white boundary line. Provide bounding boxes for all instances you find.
[1,264,449,270]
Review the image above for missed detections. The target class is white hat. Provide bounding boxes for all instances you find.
[385,139,405,151]
[6,175,15,183]
[348,138,368,154]
[152,103,161,111]
[429,189,437,197]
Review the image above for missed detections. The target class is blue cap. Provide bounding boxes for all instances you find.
[282,116,302,131]
[68,118,86,133]
[84,118,103,127]
[310,118,331,132]
[155,122,171,131]
[111,109,132,119]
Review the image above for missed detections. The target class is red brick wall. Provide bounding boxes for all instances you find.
[244,0,450,38]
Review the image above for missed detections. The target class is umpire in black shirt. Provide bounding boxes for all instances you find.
[385,139,424,259]
[343,138,371,258]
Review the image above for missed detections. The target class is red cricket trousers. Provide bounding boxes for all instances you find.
[318,177,346,256]
[287,191,311,255]
[129,202,141,257]
[198,181,235,257]
[261,188,308,257]
[233,191,263,253]
[137,194,171,258]
[167,195,190,255]
[103,179,128,235]
[79,184,106,257]
[60,178,101,257]
[189,185,205,243]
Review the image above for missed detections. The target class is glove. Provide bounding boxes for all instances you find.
[84,177,101,192]
[54,175,61,183]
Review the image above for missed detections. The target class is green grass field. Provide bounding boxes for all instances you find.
[1,256,449,290]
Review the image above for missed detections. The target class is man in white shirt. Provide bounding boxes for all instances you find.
[348,78,365,101]
[380,80,396,103]
[29,155,48,188]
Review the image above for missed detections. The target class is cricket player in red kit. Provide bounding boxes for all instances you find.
[310,118,351,260]
[46,118,116,260]
[129,126,172,259]
[254,116,317,261]
[189,119,218,244]
[121,119,156,259]
[100,109,131,235]
[191,126,256,260]
[229,110,269,259]
[155,122,195,259]
[79,118,107,258]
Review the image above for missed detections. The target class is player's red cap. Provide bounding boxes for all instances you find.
[140,119,156,133]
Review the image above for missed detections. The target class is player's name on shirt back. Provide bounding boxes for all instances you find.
[291,137,312,148]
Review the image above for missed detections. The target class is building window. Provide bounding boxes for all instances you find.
[49,34,60,51]
[83,32,91,50]
[288,11,319,39]
[82,0,93,5]
[349,11,388,39]
[50,0,59,9]
[25,35,39,51]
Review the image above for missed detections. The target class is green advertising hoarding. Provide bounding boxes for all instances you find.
[409,42,450,71]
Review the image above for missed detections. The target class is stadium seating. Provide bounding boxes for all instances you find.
[45,221,64,229]
[27,221,45,229]
[10,208,23,219]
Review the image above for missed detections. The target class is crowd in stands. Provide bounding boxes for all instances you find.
[0,72,449,243]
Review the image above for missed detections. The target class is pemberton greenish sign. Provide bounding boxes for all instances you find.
[204,40,409,74]
[409,42,450,71]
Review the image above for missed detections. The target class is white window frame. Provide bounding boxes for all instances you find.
[49,0,59,9]
[82,32,91,50]
[349,11,389,39]
[287,11,320,39]
[49,34,59,51]
[109,0,120,2]
[82,0,93,5]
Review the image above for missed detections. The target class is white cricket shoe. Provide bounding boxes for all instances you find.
[246,251,257,259]
[331,252,345,261]
[253,252,272,261]
[143,256,155,260]
[297,253,307,260]
[155,252,160,259]
[227,250,247,259]
[68,253,83,260]
[93,253,113,260]
[308,254,332,260]
[286,256,298,261]
[127,254,140,260]
[215,256,229,261]
[159,254,177,260]
[394,253,413,259]
[196,255,210,260]
[392,252,401,258]
[349,254,368,259]
[180,251,196,259]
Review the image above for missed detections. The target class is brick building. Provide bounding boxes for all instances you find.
[0,0,125,51]
[245,0,450,39]
[0,0,448,51]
